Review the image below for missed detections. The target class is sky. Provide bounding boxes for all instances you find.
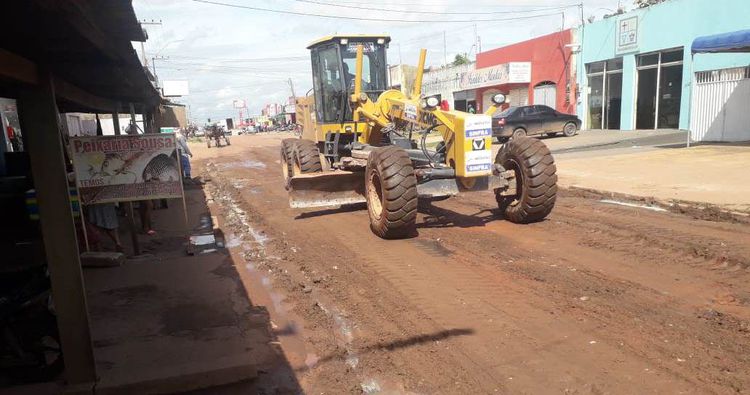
[132,0,628,123]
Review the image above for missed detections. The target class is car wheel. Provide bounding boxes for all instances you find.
[563,122,577,137]
[512,128,526,139]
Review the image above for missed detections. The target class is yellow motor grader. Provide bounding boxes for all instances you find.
[281,35,557,239]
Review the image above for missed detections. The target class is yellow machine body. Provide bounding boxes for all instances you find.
[288,37,505,208]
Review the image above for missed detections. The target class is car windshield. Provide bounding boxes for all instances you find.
[493,106,518,117]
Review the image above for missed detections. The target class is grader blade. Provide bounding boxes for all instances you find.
[288,171,366,208]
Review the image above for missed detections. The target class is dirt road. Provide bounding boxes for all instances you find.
[192,133,750,394]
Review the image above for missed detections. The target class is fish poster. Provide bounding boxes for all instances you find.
[70,134,184,204]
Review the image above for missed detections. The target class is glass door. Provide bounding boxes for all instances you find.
[587,75,604,129]
[636,68,657,129]
[658,65,683,128]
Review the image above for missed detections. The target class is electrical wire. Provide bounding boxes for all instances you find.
[292,0,575,15]
[191,0,567,23]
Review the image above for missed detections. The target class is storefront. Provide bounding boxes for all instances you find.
[578,0,750,131]
[476,29,576,114]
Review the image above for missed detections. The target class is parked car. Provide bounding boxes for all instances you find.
[492,105,581,140]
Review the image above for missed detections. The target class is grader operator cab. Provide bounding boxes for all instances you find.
[282,35,557,239]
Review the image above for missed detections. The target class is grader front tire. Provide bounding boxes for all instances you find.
[365,146,418,239]
[495,136,557,223]
[280,138,298,183]
[293,140,323,175]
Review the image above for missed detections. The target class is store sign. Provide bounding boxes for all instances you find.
[617,16,639,54]
[460,62,531,90]
[70,134,183,204]
[508,62,532,83]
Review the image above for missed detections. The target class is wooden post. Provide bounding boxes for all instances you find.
[126,103,141,255]
[112,107,120,136]
[17,72,97,385]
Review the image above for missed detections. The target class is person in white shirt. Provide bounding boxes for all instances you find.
[175,129,192,179]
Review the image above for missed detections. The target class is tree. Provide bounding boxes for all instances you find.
[452,53,470,67]
[635,0,666,7]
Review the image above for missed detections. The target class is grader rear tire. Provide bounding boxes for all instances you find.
[280,138,298,183]
[365,146,418,239]
[495,136,557,223]
[293,140,323,176]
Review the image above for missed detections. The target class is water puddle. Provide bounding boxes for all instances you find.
[222,160,266,170]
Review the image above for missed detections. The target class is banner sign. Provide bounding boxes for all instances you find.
[459,62,532,90]
[70,134,183,204]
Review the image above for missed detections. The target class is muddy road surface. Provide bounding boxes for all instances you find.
[192,133,750,394]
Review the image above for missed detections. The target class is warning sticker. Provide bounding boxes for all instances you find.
[404,103,418,121]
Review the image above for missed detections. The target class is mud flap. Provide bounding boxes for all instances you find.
[287,171,366,208]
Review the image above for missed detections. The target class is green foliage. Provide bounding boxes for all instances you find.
[635,0,667,7]
[452,53,470,66]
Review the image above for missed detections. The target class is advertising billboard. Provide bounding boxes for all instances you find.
[162,80,190,97]
[70,134,183,204]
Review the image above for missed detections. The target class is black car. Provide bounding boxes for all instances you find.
[492,105,581,139]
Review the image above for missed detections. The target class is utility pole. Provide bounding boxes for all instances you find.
[151,55,168,88]
[443,30,447,66]
[287,77,297,99]
[473,24,478,57]
[139,19,163,67]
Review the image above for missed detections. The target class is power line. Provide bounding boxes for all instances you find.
[191,0,566,23]
[313,0,572,7]
[159,54,309,63]
[292,0,574,15]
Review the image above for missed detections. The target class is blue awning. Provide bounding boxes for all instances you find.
[692,29,750,54]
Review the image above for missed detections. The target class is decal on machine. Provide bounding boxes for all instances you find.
[463,115,493,174]
[464,115,492,138]
[404,103,418,121]
[471,138,486,151]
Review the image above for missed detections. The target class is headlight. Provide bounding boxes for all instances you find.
[425,96,440,108]
[340,38,348,45]
[377,38,385,44]
[491,93,507,105]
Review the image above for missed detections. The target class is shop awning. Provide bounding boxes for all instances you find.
[691,29,750,54]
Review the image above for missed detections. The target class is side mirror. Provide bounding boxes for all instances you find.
[491,93,506,105]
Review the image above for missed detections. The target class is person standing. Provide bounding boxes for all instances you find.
[175,129,192,180]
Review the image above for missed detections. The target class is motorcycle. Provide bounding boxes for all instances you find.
[0,265,63,385]
[205,125,230,148]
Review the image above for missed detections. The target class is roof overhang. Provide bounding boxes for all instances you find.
[0,0,159,113]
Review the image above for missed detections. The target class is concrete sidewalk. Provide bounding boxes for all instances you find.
[542,129,686,153]
[83,184,298,393]
[555,144,750,213]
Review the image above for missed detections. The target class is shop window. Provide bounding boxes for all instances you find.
[587,62,605,74]
[637,53,659,67]
[636,48,684,129]
[661,49,684,64]
[606,58,623,71]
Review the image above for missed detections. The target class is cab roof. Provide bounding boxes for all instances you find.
[307,35,391,49]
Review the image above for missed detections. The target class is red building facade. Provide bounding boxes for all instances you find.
[476,29,577,115]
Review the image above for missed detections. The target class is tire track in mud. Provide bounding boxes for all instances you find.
[420,194,750,393]
[194,136,750,394]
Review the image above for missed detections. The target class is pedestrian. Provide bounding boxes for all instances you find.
[467,104,476,114]
[86,203,124,252]
[175,128,193,180]
[6,124,20,152]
